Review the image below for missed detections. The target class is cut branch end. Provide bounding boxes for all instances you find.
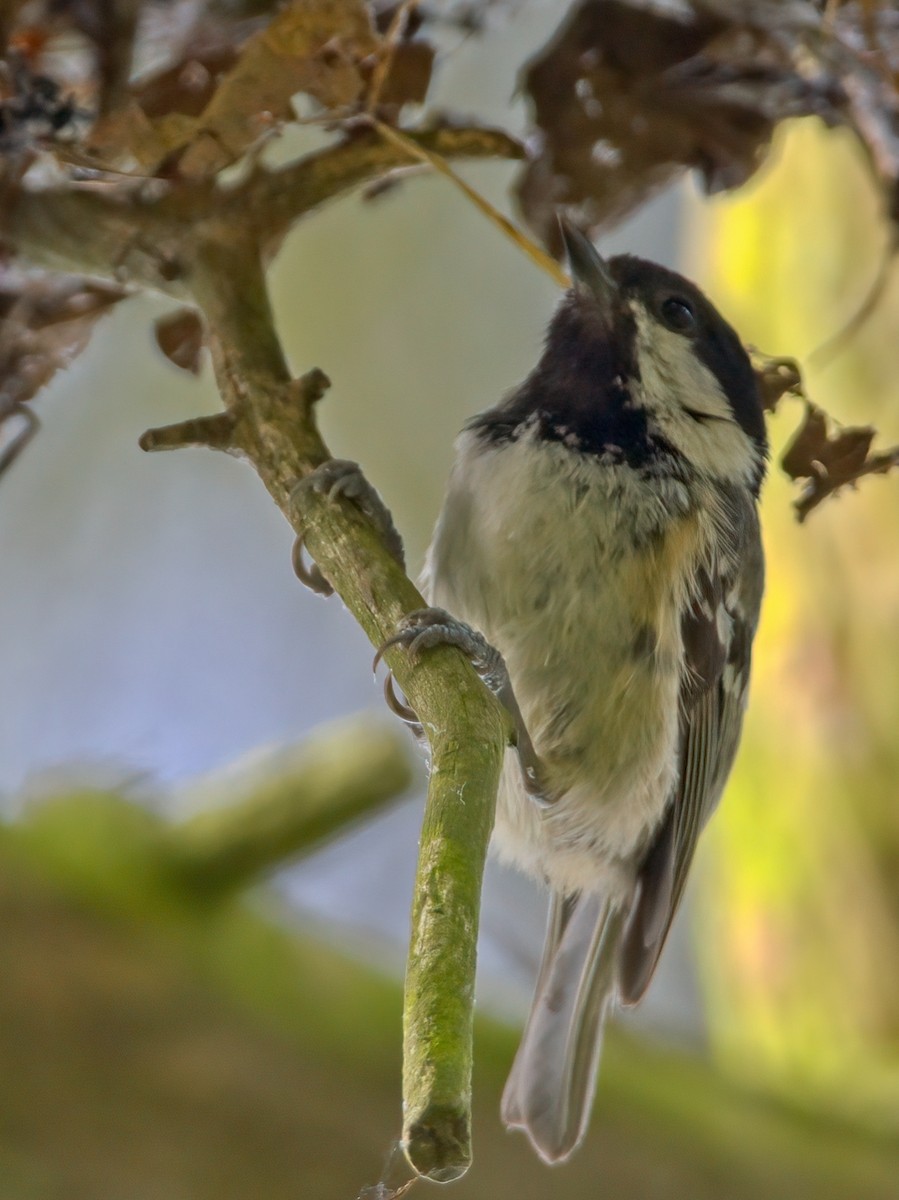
[404,1105,471,1183]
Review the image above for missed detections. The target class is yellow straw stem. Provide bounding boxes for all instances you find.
[372,119,571,290]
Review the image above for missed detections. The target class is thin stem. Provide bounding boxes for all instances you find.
[372,120,569,289]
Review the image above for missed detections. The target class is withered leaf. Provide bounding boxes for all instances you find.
[173,0,381,179]
[781,404,899,522]
[516,0,899,245]
[135,47,245,121]
[366,40,435,110]
[154,308,205,375]
[0,267,124,409]
[89,0,385,177]
[518,0,720,243]
[751,353,803,414]
[0,266,124,474]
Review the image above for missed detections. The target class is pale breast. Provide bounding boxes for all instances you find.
[426,428,713,896]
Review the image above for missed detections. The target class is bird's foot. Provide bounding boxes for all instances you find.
[290,460,405,596]
[376,607,552,804]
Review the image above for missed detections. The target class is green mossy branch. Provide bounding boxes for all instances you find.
[164,236,510,1180]
[7,122,521,1182]
[5,823,899,1200]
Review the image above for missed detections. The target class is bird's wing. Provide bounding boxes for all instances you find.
[619,509,764,1005]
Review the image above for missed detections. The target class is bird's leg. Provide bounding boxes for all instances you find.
[377,608,553,806]
[290,460,405,596]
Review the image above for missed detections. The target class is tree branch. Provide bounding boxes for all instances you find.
[166,716,414,895]
[7,116,523,1185]
[234,124,525,251]
[141,230,510,1182]
[6,126,523,290]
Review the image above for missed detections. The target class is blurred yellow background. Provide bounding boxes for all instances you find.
[693,118,899,1119]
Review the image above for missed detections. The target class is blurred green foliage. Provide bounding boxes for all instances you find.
[692,119,899,1117]
[3,786,899,1199]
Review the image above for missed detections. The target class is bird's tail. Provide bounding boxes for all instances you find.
[501,891,626,1164]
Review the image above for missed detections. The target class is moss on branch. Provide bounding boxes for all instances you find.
[175,237,510,1179]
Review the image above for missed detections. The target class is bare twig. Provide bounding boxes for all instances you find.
[8,127,524,288]
[235,124,525,253]
[139,412,237,453]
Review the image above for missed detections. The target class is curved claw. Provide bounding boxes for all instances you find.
[373,638,423,733]
[383,670,422,732]
[371,630,410,674]
[291,532,333,596]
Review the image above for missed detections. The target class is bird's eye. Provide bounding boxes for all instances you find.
[660,296,696,334]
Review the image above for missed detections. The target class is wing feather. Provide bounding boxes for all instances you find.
[619,506,763,1005]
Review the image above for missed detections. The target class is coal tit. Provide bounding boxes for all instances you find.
[388,223,767,1163]
[296,222,767,1165]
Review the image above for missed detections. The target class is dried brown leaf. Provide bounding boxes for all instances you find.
[89,101,197,173]
[174,0,380,179]
[136,47,245,121]
[516,0,899,245]
[369,39,434,109]
[0,267,124,408]
[751,353,803,414]
[781,404,899,521]
[87,0,393,176]
[154,307,205,375]
[0,266,125,474]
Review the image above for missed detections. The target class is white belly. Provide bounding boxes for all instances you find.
[426,428,708,898]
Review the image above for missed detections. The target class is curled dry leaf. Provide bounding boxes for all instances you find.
[172,0,379,177]
[135,44,246,121]
[154,307,205,374]
[780,404,899,522]
[0,266,124,473]
[750,353,803,414]
[0,267,124,408]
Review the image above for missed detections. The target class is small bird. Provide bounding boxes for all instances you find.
[294,222,767,1164]
[385,222,767,1163]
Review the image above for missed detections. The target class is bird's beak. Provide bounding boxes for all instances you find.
[558,216,617,315]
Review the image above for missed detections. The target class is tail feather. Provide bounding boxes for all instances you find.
[501,892,627,1163]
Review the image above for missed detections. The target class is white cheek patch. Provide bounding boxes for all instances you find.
[633,309,757,487]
